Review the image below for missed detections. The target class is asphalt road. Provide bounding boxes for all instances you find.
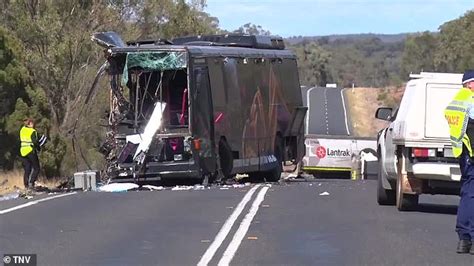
[305,87,351,136]
[1,180,473,266]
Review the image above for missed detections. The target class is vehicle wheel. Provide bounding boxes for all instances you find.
[377,157,396,205]
[265,136,283,182]
[248,172,264,183]
[396,171,419,211]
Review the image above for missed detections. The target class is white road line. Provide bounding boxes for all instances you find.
[197,185,261,266]
[305,87,317,135]
[324,88,329,135]
[0,192,77,215]
[340,88,351,135]
[218,186,270,266]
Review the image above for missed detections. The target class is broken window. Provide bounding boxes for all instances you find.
[99,51,190,167]
[108,51,189,133]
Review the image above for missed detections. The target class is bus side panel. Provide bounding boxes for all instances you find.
[278,59,305,162]
[207,56,304,174]
[190,63,217,175]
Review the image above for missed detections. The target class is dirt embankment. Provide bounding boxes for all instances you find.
[345,86,405,138]
[0,171,63,195]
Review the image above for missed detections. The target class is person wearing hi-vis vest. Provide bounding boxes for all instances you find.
[444,69,474,254]
[19,118,46,189]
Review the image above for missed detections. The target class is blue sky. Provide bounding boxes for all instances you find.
[205,0,473,37]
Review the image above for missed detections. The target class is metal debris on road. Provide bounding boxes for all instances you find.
[319,191,330,196]
[200,240,211,243]
[247,236,258,240]
[261,204,270,208]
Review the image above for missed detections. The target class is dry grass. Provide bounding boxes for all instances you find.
[0,170,64,196]
[0,170,24,195]
[344,87,403,137]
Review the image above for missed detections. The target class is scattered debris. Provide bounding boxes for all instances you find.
[200,240,211,243]
[193,185,206,190]
[261,204,270,208]
[235,174,249,180]
[142,185,165,191]
[171,186,193,191]
[98,183,139,192]
[0,192,20,201]
[319,191,330,196]
[247,236,258,240]
[286,173,298,179]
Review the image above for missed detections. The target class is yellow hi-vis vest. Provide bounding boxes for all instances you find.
[19,126,37,157]
[444,87,474,158]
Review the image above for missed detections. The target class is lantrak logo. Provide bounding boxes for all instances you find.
[315,146,327,159]
[315,146,351,158]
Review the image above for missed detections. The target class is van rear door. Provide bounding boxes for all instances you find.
[424,83,460,139]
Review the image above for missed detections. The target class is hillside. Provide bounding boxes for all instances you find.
[286,33,409,45]
[345,86,405,137]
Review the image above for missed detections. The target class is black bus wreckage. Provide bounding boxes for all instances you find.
[89,32,307,184]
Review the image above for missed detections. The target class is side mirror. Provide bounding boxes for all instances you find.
[375,107,393,121]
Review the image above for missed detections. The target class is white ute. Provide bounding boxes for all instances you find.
[376,72,463,211]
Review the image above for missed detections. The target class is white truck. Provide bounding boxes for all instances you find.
[376,72,463,211]
[302,135,377,179]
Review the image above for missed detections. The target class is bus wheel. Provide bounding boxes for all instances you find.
[266,136,283,182]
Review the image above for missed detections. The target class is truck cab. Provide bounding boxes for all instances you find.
[376,72,463,210]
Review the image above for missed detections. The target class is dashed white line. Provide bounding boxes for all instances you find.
[0,192,77,215]
[218,186,270,266]
[324,88,329,135]
[197,185,261,266]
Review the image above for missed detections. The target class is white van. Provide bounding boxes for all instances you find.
[376,72,463,211]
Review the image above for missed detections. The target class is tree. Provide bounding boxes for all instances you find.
[290,42,332,86]
[0,0,220,176]
[400,32,438,77]
[118,0,219,40]
[233,23,271,36]
[434,10,474,72]
[0,26,28,170]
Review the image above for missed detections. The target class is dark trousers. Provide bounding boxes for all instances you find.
[19,152,40,188]
[456,149,474,240]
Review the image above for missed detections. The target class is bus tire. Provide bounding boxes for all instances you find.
[266,135,283,182]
